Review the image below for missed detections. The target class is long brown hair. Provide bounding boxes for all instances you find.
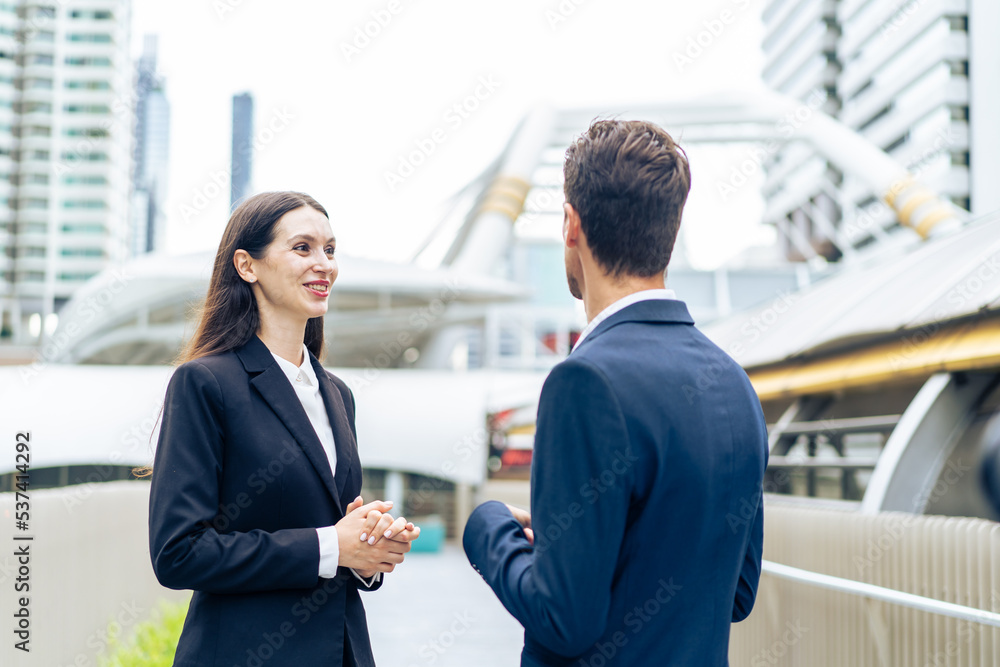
[135,191,330,477]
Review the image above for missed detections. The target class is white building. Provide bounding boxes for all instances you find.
[761,0,1000,261]
[0,0,133,344]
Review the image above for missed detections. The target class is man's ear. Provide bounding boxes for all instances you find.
[563,203,581,247]
[233,249,256,283]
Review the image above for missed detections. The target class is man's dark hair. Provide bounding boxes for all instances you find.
[563,119,691,277]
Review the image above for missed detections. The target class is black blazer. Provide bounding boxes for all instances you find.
[463,299,768,666]
[148,332,380,667]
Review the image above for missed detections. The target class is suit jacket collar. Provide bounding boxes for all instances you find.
[235,332,354,515]
[572,299,694,355]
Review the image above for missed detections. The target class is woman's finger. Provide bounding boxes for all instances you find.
[381,516,408,541]
[345,495,364,514]
[392,525,420,542]
[352,499,392,518]
[366,512,396,545]
[359,510,382,542]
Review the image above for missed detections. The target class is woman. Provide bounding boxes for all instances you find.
[147,191,417,666]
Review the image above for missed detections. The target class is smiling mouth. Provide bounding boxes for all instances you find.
[304,283,329,296]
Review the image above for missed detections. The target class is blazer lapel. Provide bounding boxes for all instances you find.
[310,351,356,509]
[235,333,344,515]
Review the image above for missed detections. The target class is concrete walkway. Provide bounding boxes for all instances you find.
[364,543,525,667]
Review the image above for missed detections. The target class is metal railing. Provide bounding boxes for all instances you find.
[730,500,1000,666]
[762,560,1000,628]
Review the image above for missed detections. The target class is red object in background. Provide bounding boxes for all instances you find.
[501,449,533,468]
[489,409,515,431]
[540,331,583,353]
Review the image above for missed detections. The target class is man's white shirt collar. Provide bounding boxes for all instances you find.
[269,342,319,387]
[571,288,677,354]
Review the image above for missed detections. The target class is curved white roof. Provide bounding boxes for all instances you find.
[702,211,1000,369]
[49,250,529,364]
[0,362,546,486]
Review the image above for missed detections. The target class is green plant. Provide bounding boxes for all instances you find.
[98,596,190,667]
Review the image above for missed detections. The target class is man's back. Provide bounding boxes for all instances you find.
[463,118,768,666]
[465,298,768,666]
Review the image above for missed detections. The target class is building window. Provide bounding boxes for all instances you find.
[63,127,107,138]
[64,56,112,67]
[29,150,50,160]
[24,271,45,281]
[60,247,103,257]
[62,175,107,185]
[61,223,103,233]
[30,54,54,66]
[22,198,48,209]
[27,126,51,137]
[27,78,53,89]
[67,33,112,44]
[64,80,110,90]
[23,102,52,113]
[70,10,113,20]
[63,200,106,209]
[64,104,111,114]
[25,173,49,185]
[60,151,107,162]
[58,272,97,281]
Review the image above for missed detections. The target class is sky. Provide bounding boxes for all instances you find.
[132,0,775,269]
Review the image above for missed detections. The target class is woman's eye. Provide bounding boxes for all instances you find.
[294,244,308,252]
[326,247,336,256]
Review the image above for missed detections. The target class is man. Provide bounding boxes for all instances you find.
[463,119,769,666]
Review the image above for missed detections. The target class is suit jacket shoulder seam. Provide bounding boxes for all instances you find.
[554,355,632,459]
[188,358,226,414]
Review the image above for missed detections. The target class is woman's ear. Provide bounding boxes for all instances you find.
[233,249,256,284]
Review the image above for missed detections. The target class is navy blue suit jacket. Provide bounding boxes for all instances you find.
[148,332,380,667]
[463,299,768,666]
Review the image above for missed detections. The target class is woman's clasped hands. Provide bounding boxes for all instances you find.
[335,496,421,578]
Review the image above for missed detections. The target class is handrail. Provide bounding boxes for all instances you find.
[769,415,901,436]
[766,456,879,469]
[761,560,1000,628]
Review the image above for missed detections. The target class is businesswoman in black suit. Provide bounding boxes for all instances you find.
[147,191,417,666]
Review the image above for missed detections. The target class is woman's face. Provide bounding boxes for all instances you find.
[251,205,338,327]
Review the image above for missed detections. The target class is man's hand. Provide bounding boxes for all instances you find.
[505,503,534,544]
[335,497,412,576]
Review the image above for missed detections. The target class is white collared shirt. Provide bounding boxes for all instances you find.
[571,288,677,354]
[269,342,337,474]
[268,342,379,587]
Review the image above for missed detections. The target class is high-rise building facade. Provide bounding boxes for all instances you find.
[0,0,133,343]
[230,91,252,210]
[762,0,1000,262]
[131,33,168,255]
